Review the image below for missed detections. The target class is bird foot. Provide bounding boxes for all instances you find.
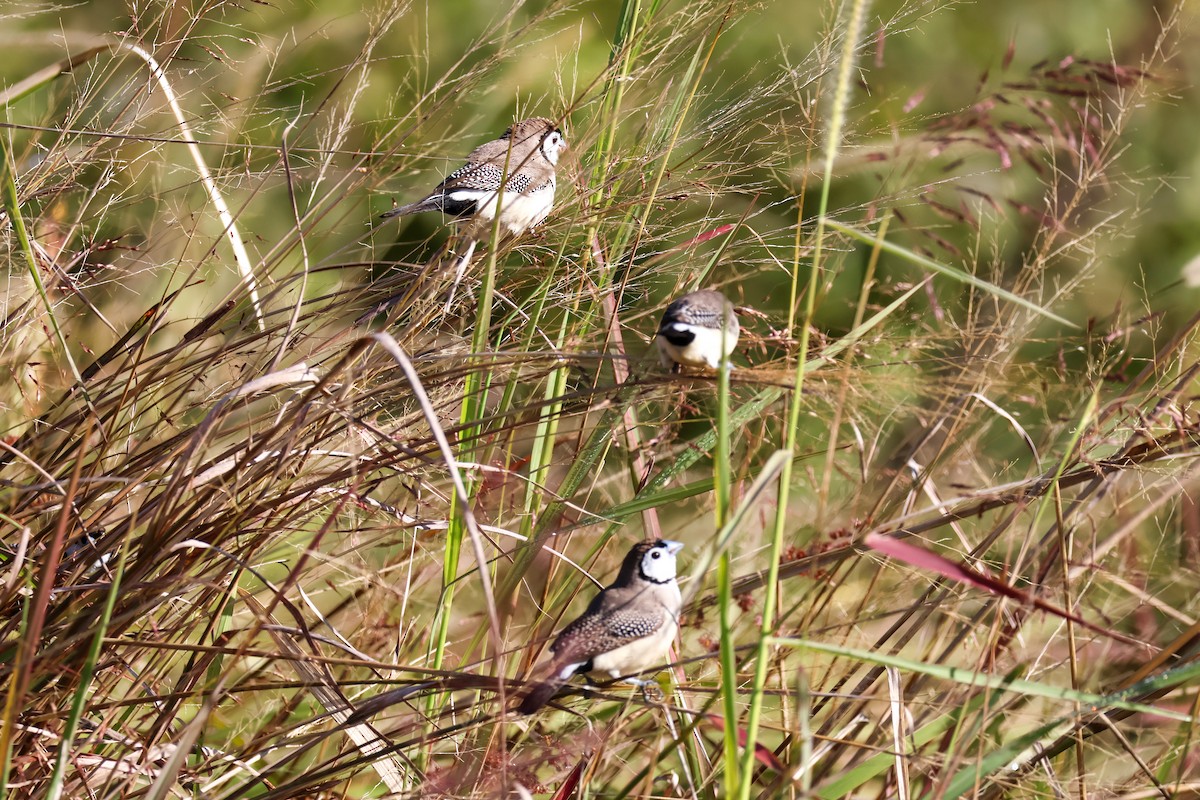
[640,681,666,703]
[619,677,665,703]
[442,239,478,313]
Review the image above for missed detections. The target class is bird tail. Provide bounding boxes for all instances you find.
[516,678,563,715]
[380,199,435,220]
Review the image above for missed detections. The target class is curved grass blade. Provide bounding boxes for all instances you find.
[827,219,1077,329]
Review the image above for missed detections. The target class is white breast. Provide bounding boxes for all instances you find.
[589,584,682,679]
[656,323,739,369]
[470,181,556,237]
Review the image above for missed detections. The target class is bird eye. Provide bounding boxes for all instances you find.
[651,551,661,558]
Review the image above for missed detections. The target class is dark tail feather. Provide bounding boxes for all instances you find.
[380,201,424,220]
[517,679,563,715]
[382,193,477,221]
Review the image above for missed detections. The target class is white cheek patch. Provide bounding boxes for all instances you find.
[641,552,676,582]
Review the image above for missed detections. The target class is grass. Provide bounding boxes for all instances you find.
[2,0,1200,797]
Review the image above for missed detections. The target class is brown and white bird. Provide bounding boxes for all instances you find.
[517,539,684,714]
[381,117,567,238]
[381,117,566,310]
[656,289,740,371]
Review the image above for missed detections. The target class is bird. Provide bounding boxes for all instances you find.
[517,539,684,714]
[381,117,567,238]
[380,117,567,310]
[655,289,740,371]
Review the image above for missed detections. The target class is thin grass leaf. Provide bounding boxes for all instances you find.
[827,219,1078,329]
[863,532,1148,648]
[768,636,1192,721]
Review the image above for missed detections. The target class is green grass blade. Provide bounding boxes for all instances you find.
[768,636,1193,721]
[827,219,1078,329]
[816,680,1006,798]
[44,527,135,800]
[0,46,107,108]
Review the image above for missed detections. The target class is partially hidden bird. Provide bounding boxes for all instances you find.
[517,539,684,714]
[656,289,740,370]
[381,117,567,310]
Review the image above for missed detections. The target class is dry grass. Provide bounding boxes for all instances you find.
[2,0,1199,798]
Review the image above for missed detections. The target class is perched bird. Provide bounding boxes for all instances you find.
[381,117,566,310]
[381,117,567,238]
[518,539,684,714]
[655,289,740,371]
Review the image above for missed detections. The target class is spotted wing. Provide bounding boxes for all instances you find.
[417,162,528,214]
[549,586,668,668]
[661,298,722,330]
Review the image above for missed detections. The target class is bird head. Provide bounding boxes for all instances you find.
[619,539,683,585]
[504,117,568,165]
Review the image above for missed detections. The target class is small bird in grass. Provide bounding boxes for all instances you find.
[381,117,567,310]
[656,289,740,371]
[382,117,567,236]
[518,539,684,714]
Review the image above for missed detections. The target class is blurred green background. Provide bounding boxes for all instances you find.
[4,0,1198,336]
